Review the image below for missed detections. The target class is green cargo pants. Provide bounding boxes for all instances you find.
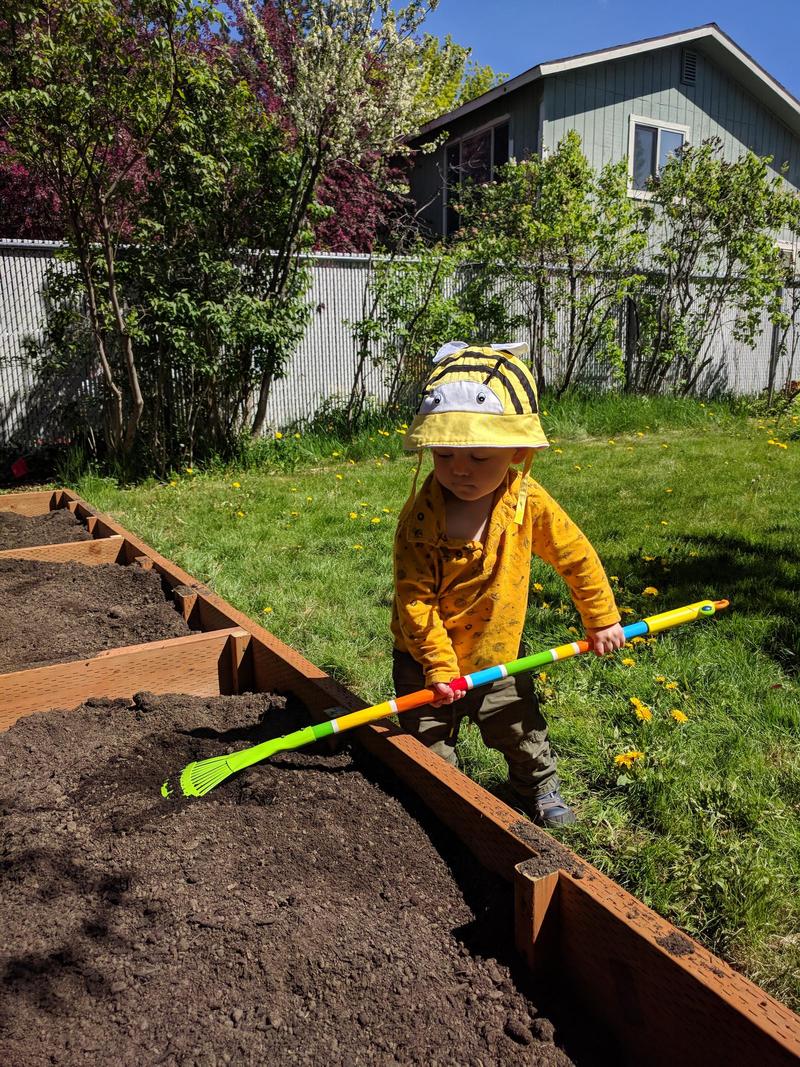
[391,649,558,798]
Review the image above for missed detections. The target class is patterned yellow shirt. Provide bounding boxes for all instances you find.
[392,470,620,685]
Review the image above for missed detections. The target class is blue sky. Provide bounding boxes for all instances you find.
[421,0,800,100]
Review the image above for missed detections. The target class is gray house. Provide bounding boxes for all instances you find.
[409,23,800,245]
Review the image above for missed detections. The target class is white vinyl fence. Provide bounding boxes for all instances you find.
[1,239,797,449]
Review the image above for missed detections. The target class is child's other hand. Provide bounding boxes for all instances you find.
[430,682,465,706]
[586,623,626,656]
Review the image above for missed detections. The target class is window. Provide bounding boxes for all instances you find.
[628,116,689,194]
[444,120,510,234]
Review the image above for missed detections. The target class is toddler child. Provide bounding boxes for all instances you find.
[391,341,625,827]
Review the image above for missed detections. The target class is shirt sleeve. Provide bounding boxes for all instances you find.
[528,489,620,630]
[393,530,461,685]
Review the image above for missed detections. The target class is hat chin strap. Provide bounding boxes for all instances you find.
[514,452,533,525]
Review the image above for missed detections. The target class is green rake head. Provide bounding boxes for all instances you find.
[161,755,239,799]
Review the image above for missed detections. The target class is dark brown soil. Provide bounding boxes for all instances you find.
[0,508,92,550]
[0,693,588,1067]
[0,560,192,673]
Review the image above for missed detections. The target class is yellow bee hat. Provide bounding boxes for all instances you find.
[403,341,549,523]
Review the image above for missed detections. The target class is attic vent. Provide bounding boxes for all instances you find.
[681,49,698,85]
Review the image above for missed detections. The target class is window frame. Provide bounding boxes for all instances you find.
[442,115,512,235]
[627,114,690,199]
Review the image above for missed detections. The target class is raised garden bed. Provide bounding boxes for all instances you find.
[0,506,91,549]
[0,692,576,1066]
[1,488,799,1067]
[0,558,192,673]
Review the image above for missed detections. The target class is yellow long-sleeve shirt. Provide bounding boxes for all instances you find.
[392,470,620,685]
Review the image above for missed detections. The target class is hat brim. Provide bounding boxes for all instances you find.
[403,411,549,451]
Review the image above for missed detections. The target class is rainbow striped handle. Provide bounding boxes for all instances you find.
[225,599,728,773]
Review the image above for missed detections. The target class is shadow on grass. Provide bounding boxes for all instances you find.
[605,532,800,675]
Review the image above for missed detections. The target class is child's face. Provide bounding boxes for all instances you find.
[432,446,529,502]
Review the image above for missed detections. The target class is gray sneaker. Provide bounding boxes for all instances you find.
[531,787,576,827]
[493,781,576,828]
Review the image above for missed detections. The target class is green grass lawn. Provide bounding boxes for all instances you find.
[70,398,800,1009]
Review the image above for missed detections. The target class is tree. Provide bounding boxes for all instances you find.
[631,139,792,395]
[0,0,207,459]
[232,0,460,434]
[456,131,648,394]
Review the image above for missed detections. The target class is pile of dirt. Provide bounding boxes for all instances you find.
[0,509,92,550]
[0,560,192,673]
[0,692,582,1066]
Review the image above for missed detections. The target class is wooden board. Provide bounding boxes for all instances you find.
[0,534,125,565]
[0,490,62,515]
[514,866,800,1067]
[0,628,250,730]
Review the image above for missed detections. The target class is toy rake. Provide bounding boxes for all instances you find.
[161,598,728,799]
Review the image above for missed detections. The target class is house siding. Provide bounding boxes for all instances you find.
[543,43,800,202]
[411,42,800,239]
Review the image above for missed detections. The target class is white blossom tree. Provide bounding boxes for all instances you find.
[237,0,450,434]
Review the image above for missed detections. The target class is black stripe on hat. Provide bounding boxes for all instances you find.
[437,348,538,413]
[426,363,524,413]
[427,356,538,415]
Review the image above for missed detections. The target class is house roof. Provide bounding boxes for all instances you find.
[416,23,800,141]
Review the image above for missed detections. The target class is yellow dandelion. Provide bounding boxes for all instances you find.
[631,636,645,645]
[635,706,653,721]
[660,520,669,526]
[568,626,579,635]
[574,464,582,471]
[262,606,273,614]
[400,423,408,429]
[306,496,313,502]
[275,432,283,440]
[289,511,299,517]
[169,480,177,487]
[541,601,550,608]
[614,750,644,768]
[375,461,383,467]
[236,510,244,518]
[332,451,340,457]
[538,671,548,682]
[542,409,549,416]
[185,466,193,474]
[371,517,381,525]
[610,575,619,583]
[231,481,240,488]
[621,657,636,667]
[655,675,666,683]
[294,433,301,439]
[349,512,358,520]
[665,488,673,493]
[643,554,655,561]
[665,681,679,691]
[382,507,391,513]
[608,438,616,445]
[352,544,364,550]
[630,696,645,708]
[533,582,544,592]
[671,709,688,723]
[554,448,563,454]
[643,586,659,596]
[335,474,343,480]
[290,487,299,492]
[636,431,644,437]
[620,607,635,616]
[689,550,699,557]
[661,443,669,449]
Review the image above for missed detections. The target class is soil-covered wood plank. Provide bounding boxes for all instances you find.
[0,560,192,673]
[0,509,92,550]
[0,693,582,1067]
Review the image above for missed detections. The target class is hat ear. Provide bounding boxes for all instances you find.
[490,341,529,359]
[432,340,469,364]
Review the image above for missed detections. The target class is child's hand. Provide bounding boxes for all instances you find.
[429,682,466,706]
[586,622,626,656]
